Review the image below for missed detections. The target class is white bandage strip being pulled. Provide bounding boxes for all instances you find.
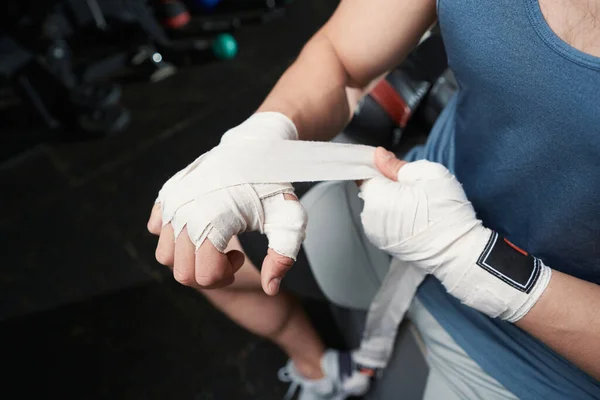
[157,112,380,260]
[161,133,379,210]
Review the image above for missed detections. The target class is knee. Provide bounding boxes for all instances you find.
[261,293,299,340]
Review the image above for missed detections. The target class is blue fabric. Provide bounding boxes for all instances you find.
[406,0,600,398]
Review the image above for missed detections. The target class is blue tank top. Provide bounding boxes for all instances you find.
[414,0,600,398]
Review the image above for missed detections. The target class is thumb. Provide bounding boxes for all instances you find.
[374,147,407,182]
[261,249,295,296]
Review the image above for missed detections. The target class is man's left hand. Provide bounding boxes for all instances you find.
[359,147,552,322]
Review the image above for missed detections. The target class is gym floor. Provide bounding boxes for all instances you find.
[0,1,342,398]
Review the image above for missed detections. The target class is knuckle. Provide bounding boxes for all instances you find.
[173,269,195,286]
[155,248,173,266]
[195,265,227,287]
[361,178,394,203]
[420,161,449,179]
[195,274,220,288]
[147,219,161,235]
[270,198,307,228]
[271,255,294,275]
[293,202,308,224]
[404,160,450,181]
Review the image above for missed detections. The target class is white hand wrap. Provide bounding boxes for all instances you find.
[359,160,551,322]
[156,112,379,259]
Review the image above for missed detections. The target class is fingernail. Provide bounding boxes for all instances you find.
[385,150,396,160]
[268,278,281,294]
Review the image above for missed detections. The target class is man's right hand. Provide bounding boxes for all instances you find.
[147,113,307,296]
[147,205,247,289]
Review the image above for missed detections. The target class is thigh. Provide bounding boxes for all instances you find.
[300,181,391,310]
[422,368,463,400]
[409,299,518,400]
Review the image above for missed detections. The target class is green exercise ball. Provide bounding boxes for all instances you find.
[212,33,238,60]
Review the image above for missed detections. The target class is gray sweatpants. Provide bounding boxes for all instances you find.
[300,180,517,400]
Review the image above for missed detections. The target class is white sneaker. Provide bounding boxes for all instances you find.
[278,350,371,400]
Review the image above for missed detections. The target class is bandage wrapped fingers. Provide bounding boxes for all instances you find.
[155,112,307,260]
[359,160,551,322]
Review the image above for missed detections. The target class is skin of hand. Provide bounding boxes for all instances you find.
[147,193,298,296]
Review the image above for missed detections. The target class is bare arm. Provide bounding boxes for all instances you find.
[517,270,600,380]
[257,0,437,141]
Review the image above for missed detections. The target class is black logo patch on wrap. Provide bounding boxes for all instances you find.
[476,232,540,293]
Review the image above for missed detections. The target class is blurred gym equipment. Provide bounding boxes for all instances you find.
[166,0,291,36]
[0,33,131,139]
[343,29,456,150]
[0,0,294,162]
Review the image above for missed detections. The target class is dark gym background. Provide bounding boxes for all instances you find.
[0,1,339,398]
[1,0,455,397]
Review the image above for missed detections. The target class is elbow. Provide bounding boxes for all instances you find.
[302,26,370,92]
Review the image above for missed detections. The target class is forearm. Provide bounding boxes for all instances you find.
[517,269,600,380]
[257,31,359,141]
